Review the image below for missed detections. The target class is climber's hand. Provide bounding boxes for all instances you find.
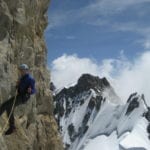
[27,87,32,94]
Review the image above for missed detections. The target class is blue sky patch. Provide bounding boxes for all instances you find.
[45,0,150,65]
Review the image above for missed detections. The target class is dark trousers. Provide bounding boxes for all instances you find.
[0,94,30,127]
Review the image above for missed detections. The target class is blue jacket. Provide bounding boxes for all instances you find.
[18,73,36,95]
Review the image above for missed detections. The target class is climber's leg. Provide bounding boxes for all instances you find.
[1,95,29,135]
[0,97,15,117]
[4,95,22,135]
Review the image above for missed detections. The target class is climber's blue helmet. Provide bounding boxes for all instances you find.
[19,64,29,70]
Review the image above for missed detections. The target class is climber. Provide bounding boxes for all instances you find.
[0,64,36,135]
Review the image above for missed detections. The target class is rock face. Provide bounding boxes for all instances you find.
[0,0,63,150]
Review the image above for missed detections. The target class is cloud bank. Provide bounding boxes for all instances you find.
[51,54,100,88]
[51,51,150,104]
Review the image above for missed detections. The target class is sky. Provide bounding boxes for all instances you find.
[45,0,150,63]
[45,0,150,103]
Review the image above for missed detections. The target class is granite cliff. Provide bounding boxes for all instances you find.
[0,0,63,149]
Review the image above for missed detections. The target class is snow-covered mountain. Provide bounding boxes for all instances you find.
[53,74,150,150]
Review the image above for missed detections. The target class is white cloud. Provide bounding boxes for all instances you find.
[114,51,150,104]
[51,54,100,88]
[51,51,150,104]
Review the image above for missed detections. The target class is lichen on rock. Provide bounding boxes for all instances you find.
[0,0,63,149]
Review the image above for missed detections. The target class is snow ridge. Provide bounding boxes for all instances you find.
[53,74,150,150]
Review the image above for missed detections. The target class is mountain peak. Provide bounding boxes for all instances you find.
[77,74,110,91]
[55,74,112,99]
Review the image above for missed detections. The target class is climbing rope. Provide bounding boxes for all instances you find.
[0,90,18,136]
